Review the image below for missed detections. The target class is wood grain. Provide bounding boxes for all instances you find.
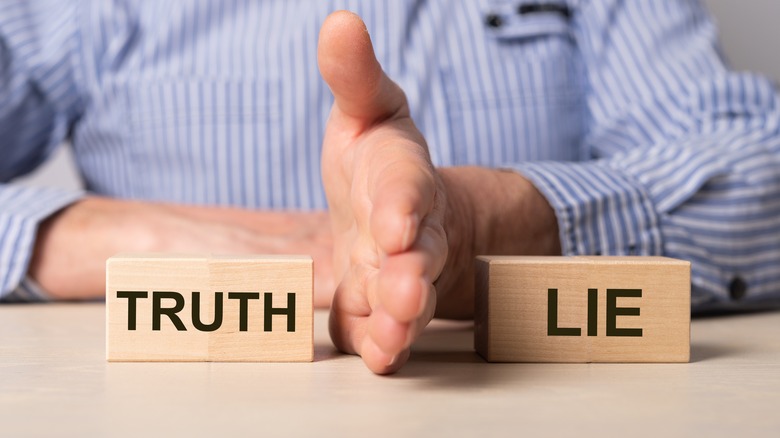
[475,256,690,363]
[106,253,313,362]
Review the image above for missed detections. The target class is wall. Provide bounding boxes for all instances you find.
[703,0,780,81]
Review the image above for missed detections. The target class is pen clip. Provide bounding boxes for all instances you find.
[518,2,572,20]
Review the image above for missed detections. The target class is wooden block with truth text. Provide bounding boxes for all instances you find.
[107,253,312,362]
[475,256,690,363]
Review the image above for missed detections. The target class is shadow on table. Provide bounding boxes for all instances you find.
[394,321,744,386]
[313,343,341,362]
[689,342,742,363]
[391,321,521,389]
[692,306,780,319]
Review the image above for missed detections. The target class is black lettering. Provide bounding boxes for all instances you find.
[191,292,223,332]
[606,289,643,337]
[547,288,581,336]
[228,292,260,331]
[116,291,148,331]
[264,292,296,332]
[587,288,598,336]
[152,291,187,331]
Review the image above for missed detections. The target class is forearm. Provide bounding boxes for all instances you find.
[28,196,335,302]
[563,0,780,308]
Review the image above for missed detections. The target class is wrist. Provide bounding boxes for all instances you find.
[488,168,561,256]
[434,166,561,318]
[28,197,157,299]
[441,166,561,257]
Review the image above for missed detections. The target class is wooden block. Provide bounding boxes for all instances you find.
[106,253,313,362]
[475,256,690,363]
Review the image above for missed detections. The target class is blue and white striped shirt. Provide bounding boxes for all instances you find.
[2,0,779,310]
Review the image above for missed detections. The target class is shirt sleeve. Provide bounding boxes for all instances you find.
[512,0,780,312]
[0,1,86,301]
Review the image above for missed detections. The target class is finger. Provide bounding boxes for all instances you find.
[368,288,435,357]
[328,284,367,355]
[367,307,411,355]
[328,256,374,353]
[376,222,447,322]
[331,285,412,375]
[366,139,437,254]
[360,335,411,375]
[317,10,408,131]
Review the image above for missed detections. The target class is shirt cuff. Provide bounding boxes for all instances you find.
[0,184,84,301]
[1,277,52,303]
[511,160,663,258]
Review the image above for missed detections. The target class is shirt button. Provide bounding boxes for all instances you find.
[729,276,748,301]
[485,13,503,28]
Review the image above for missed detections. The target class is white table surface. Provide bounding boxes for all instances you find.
[1,304,778,437]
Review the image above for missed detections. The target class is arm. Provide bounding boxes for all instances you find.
[0,1,86,301]
[512,0,780,310]
[318,12,560,374]
[319,4,779,373]
[28,197,335,305]
[2,2,336,305]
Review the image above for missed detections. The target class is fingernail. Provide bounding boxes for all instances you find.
[418,278,430,319]
[387,354,400,368]
[405,320,418,348]
[401,213,418,250]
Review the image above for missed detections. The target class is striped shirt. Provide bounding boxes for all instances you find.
[1,0,779,310]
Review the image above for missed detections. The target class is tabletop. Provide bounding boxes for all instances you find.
[0,303,778,437]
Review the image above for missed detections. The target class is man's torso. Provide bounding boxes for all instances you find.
[70,0,585,208]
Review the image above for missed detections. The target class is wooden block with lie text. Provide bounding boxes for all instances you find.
[107,253,312,362]
[475,256,690,363]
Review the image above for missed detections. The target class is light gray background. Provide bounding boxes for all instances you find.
[14,0,780,191]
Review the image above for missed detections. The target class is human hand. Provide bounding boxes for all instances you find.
[318,11,447,374]
[318,11,561,374]
[29,197,334,305]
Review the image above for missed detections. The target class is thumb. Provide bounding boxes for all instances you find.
[317,11,407,130]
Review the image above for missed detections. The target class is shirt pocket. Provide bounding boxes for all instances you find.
[123,78,282,206]
[440,5,585,167]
